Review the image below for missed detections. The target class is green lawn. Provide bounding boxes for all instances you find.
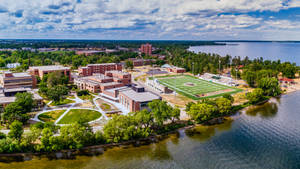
[38,110,66,122]
[50,99,75,106]
[156,75,242,100]
[78,94,94,100]
[100,103,112,111]
[57,109,102,124]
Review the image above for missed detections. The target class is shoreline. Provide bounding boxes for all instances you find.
[0,91,298,162]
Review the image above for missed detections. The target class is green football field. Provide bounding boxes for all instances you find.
[156,75,242,100]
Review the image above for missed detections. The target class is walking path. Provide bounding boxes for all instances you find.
[31,93,129,128]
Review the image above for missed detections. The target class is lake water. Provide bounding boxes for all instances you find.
[188,42,300,65]
[1,92,300,169]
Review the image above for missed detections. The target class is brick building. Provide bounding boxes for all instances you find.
[0,71,37,89]
[28,65,71,81]
[119,86,161,112]
[78,63,122,77]
[0,88,43,110]
[167,67,186,73]
[140,43,152,56]
[127,58,152,67]
[74,71,131,93]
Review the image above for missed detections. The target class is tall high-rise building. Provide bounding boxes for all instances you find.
[140,43,152,56]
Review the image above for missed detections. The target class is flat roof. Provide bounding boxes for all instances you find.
[100,82,123,86]
[106,70,130,75]
[0,72,32,79]
[120,89,160,102]
[87,63,120,66]
[0,90,43,104]
[29,65,70,71]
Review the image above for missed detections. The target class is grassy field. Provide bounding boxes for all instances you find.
[100,103,112,111]
[78,94,94,100]
[38,110,66,122]
[57,109,101,124]
[156,75,242,100]
[50,99,75,106]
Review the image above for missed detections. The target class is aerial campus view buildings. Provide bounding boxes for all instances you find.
[0,43,246,122]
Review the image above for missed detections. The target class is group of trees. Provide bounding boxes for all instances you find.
[38,71,70,103]
[167,47,299,81]
[240,61,298,87]
[0,121,105,153]
[0,100,181,153]
[1,92,34,125]
[103,100,180,143]
[186,95,233,123]
[246,77,281,104]
[0,50,140,71]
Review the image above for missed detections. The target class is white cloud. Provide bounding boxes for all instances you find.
[0,0,298,40]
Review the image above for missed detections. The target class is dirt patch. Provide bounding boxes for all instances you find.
[196,89,234,98]
[75,101,95,109]
[184,82,195,87]
[161,93,194,108]
[96,98,119,112]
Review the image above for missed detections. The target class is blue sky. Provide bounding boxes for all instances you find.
[0,0,299,40]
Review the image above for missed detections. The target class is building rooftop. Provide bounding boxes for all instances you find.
[100,82,123,87]
[120,89,160,102]
[106,70,130,76]
[29,65,70,71]
[87,63,120,66]
[0,71,32,78]
[0,90,43,104]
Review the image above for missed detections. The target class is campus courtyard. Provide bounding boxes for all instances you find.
[156,75,242,100]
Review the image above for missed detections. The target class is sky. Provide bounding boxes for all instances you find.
[0,0,299,40]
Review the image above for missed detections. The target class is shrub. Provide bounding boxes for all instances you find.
[77,90,89,96]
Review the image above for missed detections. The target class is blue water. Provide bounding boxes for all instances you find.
[188,42,300,65]
[2,92,300,169]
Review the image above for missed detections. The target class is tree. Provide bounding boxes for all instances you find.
[47,71,69,87]
[0,132,6,139]
[8,121,23,140]
[47,85,69,103]
[281,62,297,78]
[77,90,89,96]
[125,60,134,70]
[185,102,195,112]
[215,98,232,114]
[15,92,34,113]
[246,88,265,104]
[222,93,234,103]
[2,92,33,124]
[103,115,150,143]
[148,100,173,127]
[59,122,94,149]
[170,108,180,123]
[3,102,28,124]
[40,128,54,151]
[258,77,281,96]
[187,103,216,123]
[242,71,256,87]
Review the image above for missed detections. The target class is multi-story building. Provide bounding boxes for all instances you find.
[75,50,103,56]
[28,65,71,81]
[74,71,131,93]
[167,66,186,73]
[140,43,152,56]
[0,88,43,110]
[78,63,122,77]
[0,71,37,89]
[127,58,152,67]
[119,85,161,112]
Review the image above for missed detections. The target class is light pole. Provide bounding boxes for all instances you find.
[219,58,221,77]
[192,62,194,75]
